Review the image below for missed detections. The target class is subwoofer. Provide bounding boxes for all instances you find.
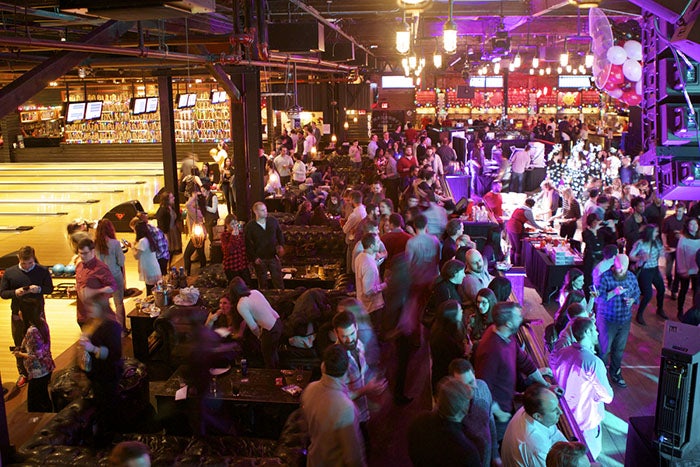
[103,200,145,232]
[655,321,700,460]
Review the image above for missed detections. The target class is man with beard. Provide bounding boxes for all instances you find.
[594,254,640,388]
[332,311,387,450]
[460,249,493,316]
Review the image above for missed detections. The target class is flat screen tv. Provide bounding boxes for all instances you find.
[145,97,158,113]
[211,90,227,104]
[84,101,103,120]
[177,94,189,109]
[132,97,147,115]
[187,93,197,107]
[66,102,86,123]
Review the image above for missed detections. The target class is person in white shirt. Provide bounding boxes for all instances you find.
[291,153,307,185]
[273,147,294,186]
[229,277,282,368]
[342,191,367,273]
[303,127,317,160]
[354,234,387,331]
[501,384,567,467]
[550,317,613,460]
[367,134,379,160]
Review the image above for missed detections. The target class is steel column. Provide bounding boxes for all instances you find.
[158,75,179,205]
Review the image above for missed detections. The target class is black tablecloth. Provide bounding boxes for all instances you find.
[523,240,582,304]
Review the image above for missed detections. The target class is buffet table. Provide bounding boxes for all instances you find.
[523,239,583,304]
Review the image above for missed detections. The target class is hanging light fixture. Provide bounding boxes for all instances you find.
[585,53,594,68]
[508,62,515,72]
[443,0,457,54]
[409,54,418,69]
[529,68,535,75]
[539,68,545,75]
[343,121,349,130]
[494,62,501,74]
[532,57,539,68]
[566,64,572,72]
[557,66,563,74]
[560,52,569,67]
[546,66,552,74]
[396,13,411,54]
[433,53,443,68]
[578,64,586,73]
[513,53,521,68]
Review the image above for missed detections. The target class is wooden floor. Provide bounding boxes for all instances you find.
[0,162,681,464]
[0,163,168,448]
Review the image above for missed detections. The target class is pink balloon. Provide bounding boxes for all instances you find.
[635,79,643,95]
[605,80,619,91]
[624,91,642,106]
[608,65,625,85]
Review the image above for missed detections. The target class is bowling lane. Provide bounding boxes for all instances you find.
[0,164,164,266]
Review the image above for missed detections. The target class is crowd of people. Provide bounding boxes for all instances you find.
[5,117,700,466]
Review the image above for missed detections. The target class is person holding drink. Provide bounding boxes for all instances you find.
[594,254,641,388]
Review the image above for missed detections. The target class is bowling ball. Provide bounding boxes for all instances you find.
[64,264,76,276]
[52,264,65,275]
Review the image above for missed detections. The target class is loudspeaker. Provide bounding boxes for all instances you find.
[267,22,325,53]
[655,321,700,459]
[456,85,475,99]
[321,42,355,62]
[103,200,145,232]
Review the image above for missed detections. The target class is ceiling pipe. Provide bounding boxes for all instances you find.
[0,36,209,63]
[287,0,375,57]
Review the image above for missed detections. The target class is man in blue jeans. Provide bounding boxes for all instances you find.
[594,253,641,388]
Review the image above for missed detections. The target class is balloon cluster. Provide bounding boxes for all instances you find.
[603,19,643,107]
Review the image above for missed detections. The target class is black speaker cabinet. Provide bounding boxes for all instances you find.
[656,321,700,460]
[267,22,325,53]
[103,200,145,232]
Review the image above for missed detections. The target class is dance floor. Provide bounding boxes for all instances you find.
[0,162,683,466]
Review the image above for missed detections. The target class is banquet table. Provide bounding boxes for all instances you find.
[523,240,583,304]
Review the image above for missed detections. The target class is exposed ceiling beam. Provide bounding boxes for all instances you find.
[287,0,375,58]
[0,20,133,119]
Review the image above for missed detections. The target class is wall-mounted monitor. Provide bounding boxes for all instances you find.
[469,76,504,88]
[211,90,228,104]
[132,97,147,115]
[558,75,593,88]
[84,101,103,120]
[65,102,86,123]
[381,75,414,89]
[145,97,158,113]
[177,93,197,109]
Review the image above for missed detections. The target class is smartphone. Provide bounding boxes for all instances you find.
[9,346,16,352]
[22,286,30,291]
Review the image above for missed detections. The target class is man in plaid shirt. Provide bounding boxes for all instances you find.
[594,254,640,388]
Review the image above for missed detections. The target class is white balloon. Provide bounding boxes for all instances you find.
[623,59,642,82]
[608,88,623,98]
[635,79,643,95]
[624,40,643,61]
[607,46,627,65]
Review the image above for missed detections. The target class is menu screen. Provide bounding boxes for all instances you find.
[66,102,86,122]
[133,98,147,115]
[146,97,158,113]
